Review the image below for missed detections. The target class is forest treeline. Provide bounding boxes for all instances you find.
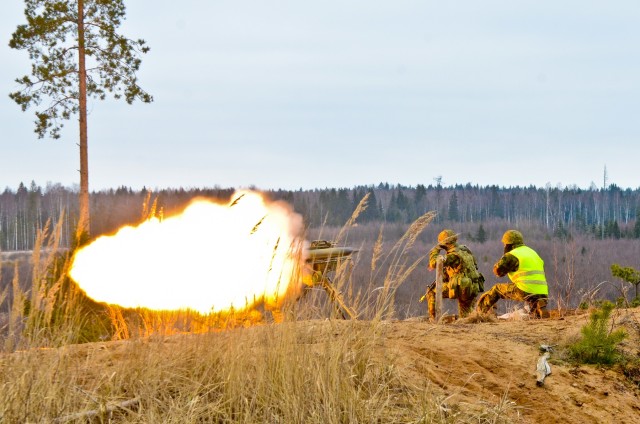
[1,180,640,251]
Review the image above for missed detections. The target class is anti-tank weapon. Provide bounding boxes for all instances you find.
[303,240,357,319]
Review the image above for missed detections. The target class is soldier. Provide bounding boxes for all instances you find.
[423,229,485,319]
[476,230,549,318]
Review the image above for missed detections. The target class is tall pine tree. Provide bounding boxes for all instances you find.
[9,0,152,243]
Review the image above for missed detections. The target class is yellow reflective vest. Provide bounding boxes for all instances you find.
[507,246,548,295]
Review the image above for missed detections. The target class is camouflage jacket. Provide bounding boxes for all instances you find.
[429,244,485,291]
[493,242,523,277]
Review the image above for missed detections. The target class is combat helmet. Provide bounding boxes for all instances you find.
[502,230,524,245]
[437,229,458,247]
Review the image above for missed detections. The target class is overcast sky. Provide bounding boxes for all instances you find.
[2,1,639,192]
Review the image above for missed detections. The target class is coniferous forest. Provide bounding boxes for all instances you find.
[1,181,639,315]
[2,181,639,251]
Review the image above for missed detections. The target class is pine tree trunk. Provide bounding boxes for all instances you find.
[77,0,90,244]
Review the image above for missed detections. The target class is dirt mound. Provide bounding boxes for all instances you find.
[5,308,638,423]
[384,308,640,423]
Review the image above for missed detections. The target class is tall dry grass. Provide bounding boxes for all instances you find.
[0,214,92,352]
[0,319,519,423]
[0,201,518,423]
[290,194,435,321]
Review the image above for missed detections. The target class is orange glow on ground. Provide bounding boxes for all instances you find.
[69,191,304,314]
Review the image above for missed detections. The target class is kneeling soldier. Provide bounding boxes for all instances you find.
[477,230,549,318]
[424,229,485,319]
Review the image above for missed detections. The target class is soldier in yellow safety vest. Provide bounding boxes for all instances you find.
[476,230,549,318]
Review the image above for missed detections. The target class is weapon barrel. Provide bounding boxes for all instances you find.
[305,247,356,261]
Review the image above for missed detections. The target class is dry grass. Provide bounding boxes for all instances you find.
[0,209,524,423]
[0,319,522,423]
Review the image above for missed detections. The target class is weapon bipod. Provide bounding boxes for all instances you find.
[302,273,356,320]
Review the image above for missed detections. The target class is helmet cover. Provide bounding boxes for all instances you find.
[502,230,524,245]
[437,229,458,246]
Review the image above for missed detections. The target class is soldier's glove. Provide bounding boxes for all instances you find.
[419,294,426,303]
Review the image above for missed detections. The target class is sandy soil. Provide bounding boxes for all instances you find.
[380,308,640,423]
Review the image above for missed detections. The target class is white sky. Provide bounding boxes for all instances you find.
[1,1,639,192]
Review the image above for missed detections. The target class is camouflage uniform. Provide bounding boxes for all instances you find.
[426,230,484,319]
[477,230,549,318]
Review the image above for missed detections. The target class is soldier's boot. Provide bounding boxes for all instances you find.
[528,297,549,319]
[538,297,549,318]
[533,303,550,319]
[428,303,436,321]
[458,300,474,318]
[427,291,436,321]
[480,306,497,317]
[475,292,492,314]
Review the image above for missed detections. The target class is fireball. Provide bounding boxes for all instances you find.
[69,190,304,314]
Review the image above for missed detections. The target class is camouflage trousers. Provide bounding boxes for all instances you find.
[476,283,548,318]
[427,283,477,319]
